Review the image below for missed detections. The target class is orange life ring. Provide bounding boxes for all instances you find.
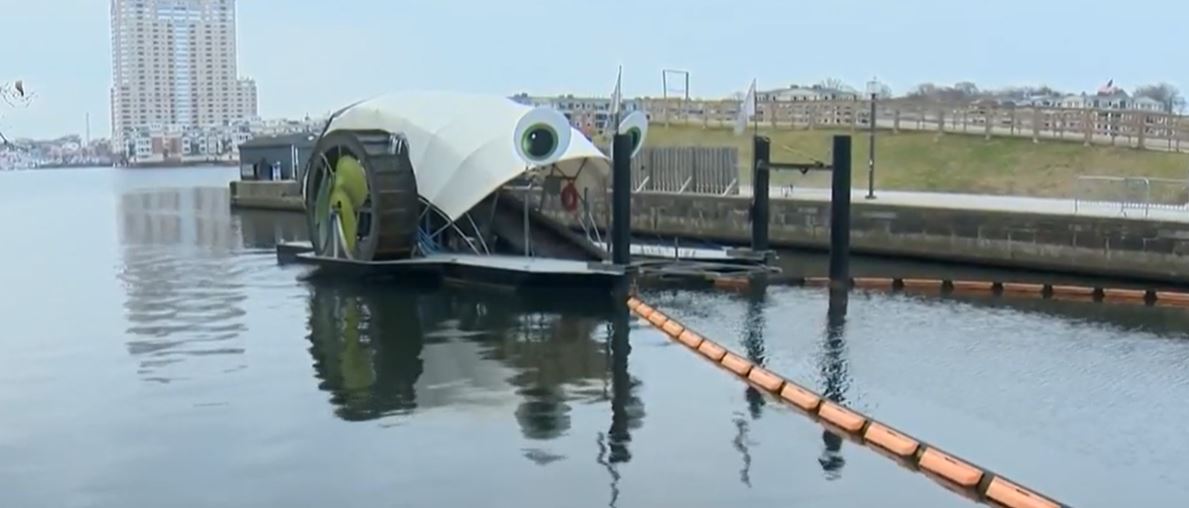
[560,182,579,211]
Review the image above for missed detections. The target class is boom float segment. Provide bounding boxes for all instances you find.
[629,296,1070,508]
[735,276,1189,309]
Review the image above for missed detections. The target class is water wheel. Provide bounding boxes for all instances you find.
[303,130,420,260]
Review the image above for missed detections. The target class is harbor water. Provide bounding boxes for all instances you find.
[1,167,1187,507]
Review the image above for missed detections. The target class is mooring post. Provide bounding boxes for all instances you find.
[751,135,771,252]
[611,133,633,266]
[523,191,531,257]
[829,135,852,293]
[867,93,877,200]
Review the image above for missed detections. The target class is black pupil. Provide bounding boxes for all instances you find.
[527,129,555,158]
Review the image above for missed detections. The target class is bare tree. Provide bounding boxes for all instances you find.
[907,82,938,98]
[985,85,1065,103]
[906,82,976,103]
[994,86,1025,100]
[1032,85,1060,97]
[816,77,853,92]
[953,81,979,98]
[1133,82,1186,113]
[0,80,34,146]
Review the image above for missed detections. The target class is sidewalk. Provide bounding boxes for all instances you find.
[737,185,1189,223]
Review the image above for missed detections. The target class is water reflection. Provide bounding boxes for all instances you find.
[775,248,1189,292]
[734,282,767,488]
[306,286,426,420]
[304,282,644,454]
[742,283,767,419]
[732,416,754,488]
[236,209,307,250]
[594,432,623,507]
[595,302,637,507]
[118,186,236,250]
[117,187,247,383]
[939,292,1189,338]
[818,293,851,479]
[779,247,1189,337]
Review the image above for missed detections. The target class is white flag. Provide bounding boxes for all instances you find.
[734,79,756,135]
[610,65,623,123]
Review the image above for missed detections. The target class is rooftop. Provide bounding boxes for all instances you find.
[239,133,319,150]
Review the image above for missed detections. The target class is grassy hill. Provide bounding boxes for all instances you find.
[641,124,1189,197]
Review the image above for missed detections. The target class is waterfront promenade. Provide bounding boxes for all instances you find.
[747,185,1189,223]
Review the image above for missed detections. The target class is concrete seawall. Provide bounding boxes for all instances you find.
[523,190,1189,284]
[230,180,303,211]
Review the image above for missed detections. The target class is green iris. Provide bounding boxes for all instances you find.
[627,127,642,152]
[522,124,558,160]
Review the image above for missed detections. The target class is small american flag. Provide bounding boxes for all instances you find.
[1097,79,1115,95]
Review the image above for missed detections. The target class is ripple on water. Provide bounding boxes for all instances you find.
[117,245,251,383]
[113,185,310,384]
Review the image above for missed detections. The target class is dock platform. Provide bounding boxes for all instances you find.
[277,242,626,291]
[591,240,773,264]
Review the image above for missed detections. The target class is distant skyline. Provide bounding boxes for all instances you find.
[3,0,1188,139]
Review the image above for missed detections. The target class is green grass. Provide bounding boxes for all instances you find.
[642,124,1189,197]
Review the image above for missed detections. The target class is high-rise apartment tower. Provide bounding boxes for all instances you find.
[110,0,257,156]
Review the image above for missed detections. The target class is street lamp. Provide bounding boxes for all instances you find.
[864,78,880,200]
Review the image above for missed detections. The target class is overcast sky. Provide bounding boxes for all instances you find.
[1,0,1185,139]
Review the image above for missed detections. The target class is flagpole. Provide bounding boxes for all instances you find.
[734,78,757,138]
[613,64,623,130]
[751,78,758,137]
[609,64,622,155]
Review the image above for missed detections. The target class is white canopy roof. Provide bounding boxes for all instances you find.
[325,90,611,221]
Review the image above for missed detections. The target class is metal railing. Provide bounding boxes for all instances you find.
[1073,175,1189,217]
[622,146,740,195]
[642,98,1189,153]
[1144,177,1189,212]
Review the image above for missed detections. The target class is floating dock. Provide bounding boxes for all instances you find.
[277,242,626,291]
[591,240,771,263]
